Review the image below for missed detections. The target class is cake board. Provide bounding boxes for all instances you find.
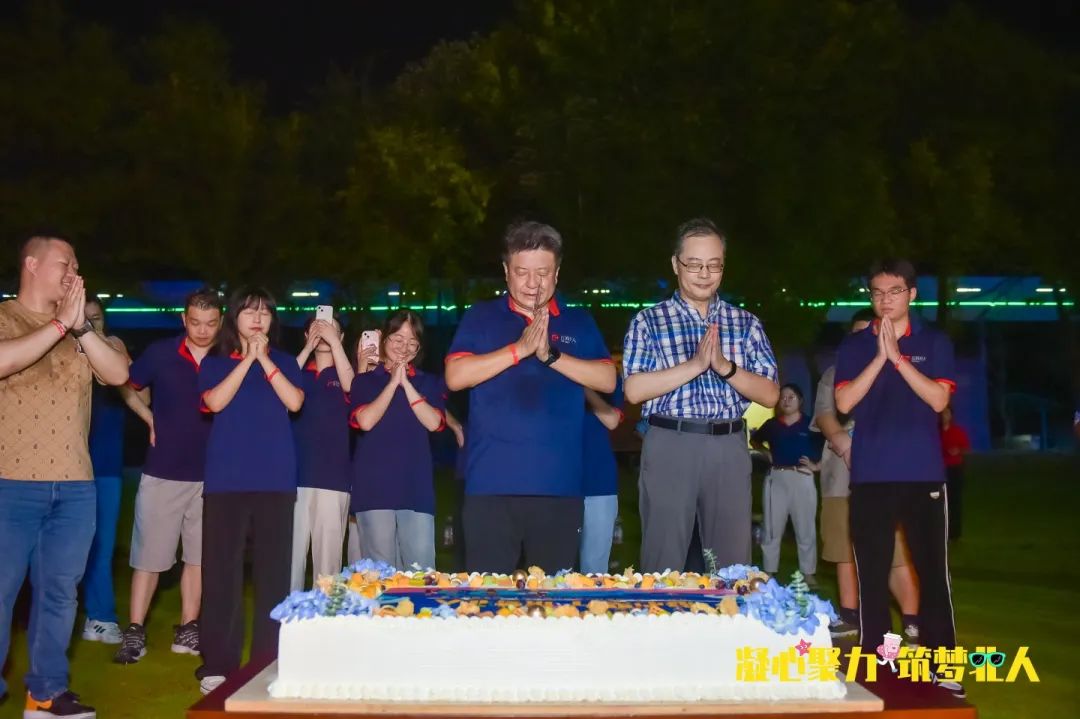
[219,660,886,716]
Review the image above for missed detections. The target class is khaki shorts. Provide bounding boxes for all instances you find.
[130,474,203,572]
[820,496,908,567]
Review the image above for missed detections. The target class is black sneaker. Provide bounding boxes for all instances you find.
[171,621,200,655]
[932,672,966,699]
[24,690,95,718]
[829,618,859,638]
[113,623,147,664]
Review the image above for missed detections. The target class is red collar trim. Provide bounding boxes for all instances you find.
[507,295,561,322]
[177,337,201,370]
[229,350,243,360]
[303,360,318,373]
[871,319,912,338]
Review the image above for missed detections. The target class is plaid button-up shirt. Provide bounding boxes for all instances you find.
[622,292,778,420]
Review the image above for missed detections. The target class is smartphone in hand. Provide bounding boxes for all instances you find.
[315,305,334,323]
[360,330,380,353]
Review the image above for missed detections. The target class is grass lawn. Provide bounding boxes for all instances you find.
[2,453,1076,718]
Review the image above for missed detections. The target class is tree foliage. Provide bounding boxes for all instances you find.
[0,0,1076,349]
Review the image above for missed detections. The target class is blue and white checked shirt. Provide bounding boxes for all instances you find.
[622,292,778,420]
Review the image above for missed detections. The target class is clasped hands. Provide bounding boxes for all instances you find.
[515,306,552,363]
[876,317,902,365]
[692,323,734,377]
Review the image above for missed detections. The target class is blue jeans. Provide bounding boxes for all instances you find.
[579,494,618,574]
[82,475,122,623]
[0,479,96,700]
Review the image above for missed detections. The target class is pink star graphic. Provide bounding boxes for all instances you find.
[795,639,812,656]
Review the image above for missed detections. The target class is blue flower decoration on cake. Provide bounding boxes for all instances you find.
[340,558,397,581]
[270,590,330,623]
[736,577,838,635]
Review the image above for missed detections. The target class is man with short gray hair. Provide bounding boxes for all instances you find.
[623,218,779,572]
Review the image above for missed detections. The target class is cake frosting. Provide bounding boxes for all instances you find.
[268,562,847,704]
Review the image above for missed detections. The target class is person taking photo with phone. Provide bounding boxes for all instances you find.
[290,313,355,590]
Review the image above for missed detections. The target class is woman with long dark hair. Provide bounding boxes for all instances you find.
[194,287,304,694]
[350,309,445,570]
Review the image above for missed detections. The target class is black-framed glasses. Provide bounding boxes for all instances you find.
[968,652,1006,668]
[868,287,911,301]
[676,258,724,274]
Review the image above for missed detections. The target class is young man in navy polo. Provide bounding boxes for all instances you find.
[835,259,960,694]
[115,288,221,664]
[446,221,616,573]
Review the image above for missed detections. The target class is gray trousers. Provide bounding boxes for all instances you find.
[638,425,752,572]
[761,468,818,575]
[356,509,436,571]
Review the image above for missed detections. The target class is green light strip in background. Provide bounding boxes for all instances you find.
[104,299,1074,314]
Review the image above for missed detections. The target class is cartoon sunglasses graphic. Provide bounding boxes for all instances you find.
[968,651,1006,668]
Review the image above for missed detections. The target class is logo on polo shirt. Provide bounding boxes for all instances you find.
[327,380,342,389]
[551,333,577,345]
[904,355,927,364]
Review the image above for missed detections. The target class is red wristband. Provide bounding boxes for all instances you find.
[51,319,68,338]
[265,368,281,382]
[893,357,905,370]
[410,397,426,408]
[508,344,519,365]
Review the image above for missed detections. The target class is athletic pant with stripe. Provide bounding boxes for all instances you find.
[850,481,957,653]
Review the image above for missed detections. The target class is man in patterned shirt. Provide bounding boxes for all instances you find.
[0,234,129,719]
[623,218,779,572]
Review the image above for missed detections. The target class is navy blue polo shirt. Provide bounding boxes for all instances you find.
[198,347,303,494]
[447,296,612,497]
[89,382,125,478]
[129,335,213,482]
[293,363,351,493]
[752,415,823,467]
[350,365,446,515]
[582,375,624,497]
[834,317,955,485]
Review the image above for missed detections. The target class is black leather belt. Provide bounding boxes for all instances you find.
[648,415,745,436]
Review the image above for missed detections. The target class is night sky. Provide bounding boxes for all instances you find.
[4,0,1076,112]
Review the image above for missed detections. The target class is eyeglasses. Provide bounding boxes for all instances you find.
[868,287,911,301]
[968,651,1006,668]
[388,336,420,352]
[676,258,725,274]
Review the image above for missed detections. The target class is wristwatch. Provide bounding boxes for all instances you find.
[71,321,94,338]
[719,360,738,380]
[541,345,562,366]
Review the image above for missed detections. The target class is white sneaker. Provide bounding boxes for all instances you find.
[199,675,227,696]
[82,619,123,644]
